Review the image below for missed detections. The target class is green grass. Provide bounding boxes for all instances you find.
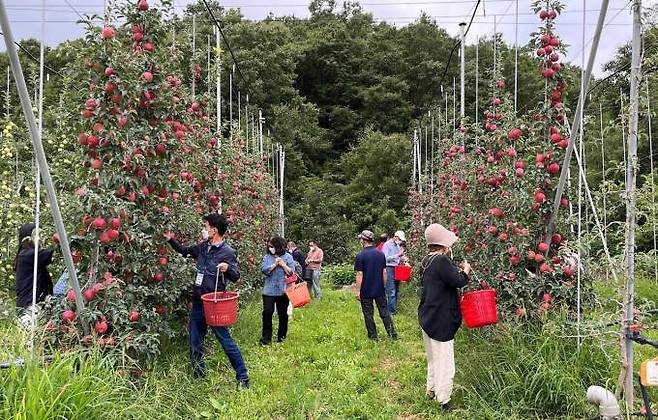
[1,276,656,419]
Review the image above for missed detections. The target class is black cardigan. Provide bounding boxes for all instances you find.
[15,248,54,308]
[418,254,469,342]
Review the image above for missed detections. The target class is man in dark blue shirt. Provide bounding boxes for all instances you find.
[354,230,397,341]
[166,213,249,387]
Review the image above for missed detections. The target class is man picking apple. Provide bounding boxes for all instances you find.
[165,213,249,388]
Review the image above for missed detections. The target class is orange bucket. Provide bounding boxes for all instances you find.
[285,282,311,308]
[460,289,498,328]
[200,291,239,327]
[394,265,413,282]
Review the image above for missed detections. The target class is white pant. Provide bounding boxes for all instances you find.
[423,331,455,404]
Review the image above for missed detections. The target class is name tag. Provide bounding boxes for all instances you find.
[195,272,204,287]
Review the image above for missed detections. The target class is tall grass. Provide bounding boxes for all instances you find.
[0,351,147,420]
[455,319,618,418]
[2,277,654,419]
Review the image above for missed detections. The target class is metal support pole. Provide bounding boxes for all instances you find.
[475,36,479,125]
[493,19,497,78]
[31,0,46,353]
[279,145,285,237]
[452,77,456,129]
[412,129,417,189]
[621,88,628,167]
[258,109,264,159]
[0,0,86,322]
[229,64,234,143]
[431,112,435,194]
[600,102,607,245]
[646,79,657,281]
[191,15,196,101]
[514,0,519,113]
[215,26,221,136]
[547,0,610,236]
[206,34,211,113]
[459,22,466,120]
[622,0,642,408]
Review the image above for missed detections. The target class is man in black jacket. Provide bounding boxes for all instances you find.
[165,213,249,387]
[287,240,306,277]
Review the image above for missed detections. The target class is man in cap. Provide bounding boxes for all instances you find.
[382,230,406,314]
[354,230,397,341]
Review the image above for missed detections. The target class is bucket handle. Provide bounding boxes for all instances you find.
[212,269,226,302]
[459,268,490,300]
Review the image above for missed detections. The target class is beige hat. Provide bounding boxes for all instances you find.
[394,230,406,242]
[425,223,458,247]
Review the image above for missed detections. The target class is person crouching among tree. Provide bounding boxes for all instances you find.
[418,223,470,413]
[260,236,295,345]
[165,213,250,388]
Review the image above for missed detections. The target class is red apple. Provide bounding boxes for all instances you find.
[62,310,76,322]
[92,217,106,230]
[101,26,115,40]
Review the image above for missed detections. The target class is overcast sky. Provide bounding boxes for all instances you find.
[0,0,649,77]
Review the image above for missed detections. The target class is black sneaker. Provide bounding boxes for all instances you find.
[389,333,398,341]
[259,338,271,346]
[237,378,250,390]
[441,403,451,413]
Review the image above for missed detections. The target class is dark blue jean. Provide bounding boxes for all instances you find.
[189,300,248,380]
[386,266,398,314]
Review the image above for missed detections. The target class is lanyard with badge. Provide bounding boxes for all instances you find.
[195,243,223,287]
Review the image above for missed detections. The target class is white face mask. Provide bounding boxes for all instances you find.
[201,229,209,240]
[269,247,276,255]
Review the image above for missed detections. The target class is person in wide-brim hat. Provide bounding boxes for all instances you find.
[417,223,471,413]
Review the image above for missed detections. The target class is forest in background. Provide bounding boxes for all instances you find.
[0,0,656,262]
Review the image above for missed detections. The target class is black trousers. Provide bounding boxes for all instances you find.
[261,294,289,344]
[360,295,396,339]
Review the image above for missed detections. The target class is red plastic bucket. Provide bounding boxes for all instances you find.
[460,289,498,328]
[285,282,311,308]
[200,291,239,327]
[394,265,413,282]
